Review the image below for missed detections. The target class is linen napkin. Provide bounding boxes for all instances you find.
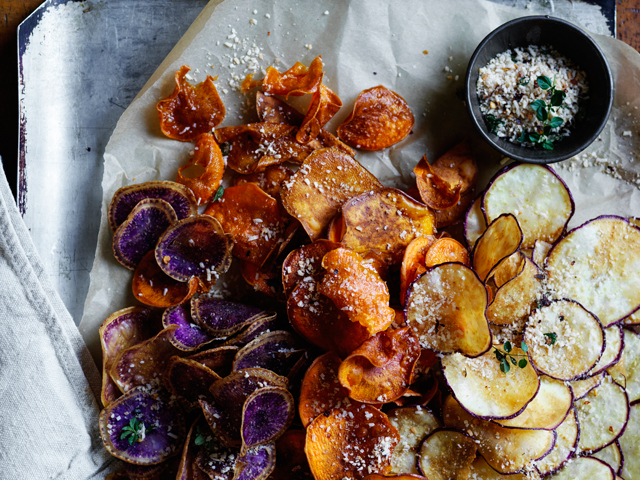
[0,159,116,478]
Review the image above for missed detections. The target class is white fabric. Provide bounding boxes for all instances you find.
[0,159,117,479]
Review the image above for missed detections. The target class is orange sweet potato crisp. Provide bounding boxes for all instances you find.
[175,133,224,206]
[242,56,324,97]
[157,65,225,141]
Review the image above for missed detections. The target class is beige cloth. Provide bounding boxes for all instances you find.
[0,160,117,478]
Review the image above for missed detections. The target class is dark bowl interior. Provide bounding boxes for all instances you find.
[465,16,613,164]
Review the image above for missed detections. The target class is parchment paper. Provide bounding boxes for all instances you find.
[80,0,640,363]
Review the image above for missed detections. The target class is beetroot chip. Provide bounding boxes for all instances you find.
[337,85,414,150]
[155,215,233,283]
[241,387,295,453]
[157,65,226,141]
[99,388,185,465]
[232,331,305,377]
[191,297,268,338]
[162,304,214,351]
[99,307,162,406]
[109,181,197,231]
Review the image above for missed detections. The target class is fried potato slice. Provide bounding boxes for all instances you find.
[619,329,640,403]
[176,133,225,206]
[232,330,305,378]
[319,248,395,335]
[494,375,573,430]
[399,236,437,306]
[405,263,491,357]
[298,84,343,144]
[164,356,220,409]
[242,56,324,97]
[464,194,486,250]
[99,307,162,406]
[340,188,436,266]
[442,348,540,420]
[256,91,305,125]
[570,373,604,400]
[204,183,286,267]
[287,274,370,358]
[281,240,340,299]
[280,147,382,240]
[550,457,615,480]
[589,326,624,376]
[233,165,294,201]
[524,300,605,381]
[132,251,199,308]
[299,352,361,428]
[305,404,399,480]
[387,406,441,475]
[618,403,640,480]
[545,216,640,327]
[337,85,414,150]
[443,395,555,475]
[423,237,469,268]
[473,213,523,281]
[533,408,579,476]
[162,303,214,351]
[470,456,540,479]
[434,189,476,229]
[241,386,294,454]
[240,260,282,299]
[591,441,623,474]
[413,156,461,210]
[338,327,420,404]
[157,65,225,141]
[483,164,574,249]
[487,255,542,327]
[417,429,477,480]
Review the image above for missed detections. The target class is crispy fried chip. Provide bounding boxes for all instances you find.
[464,194,486,249]
[473,213,523,281]
[232,330,305,377]
[281,240,340,299]
[157,65,225,141]
[256,91,305,125]
[337,85,414,150]
[297,84,343,144]
[242,56,324,97]
[176,133,225,206]
[241,386,295,453]
[287,275,370,358]
[417,429,477,480]
[204,183,286,267]
[240,260,283,299]
[233,165,294,201]
[164,356,220,409]
[533,408,579,476]
[339,188,436,266]
[305,404,399,480]
[423,237,469,268]
[132,251,200,308]
[187,345,238,378]
[405,263,491,357]
[387,406,441,475]
[162,303,214,351]
[338,327,420,404]
[413,157,462,210]
[400,236,436,306]
[319,248,395,335]
[281,147,382,240]
[269,430,312,480]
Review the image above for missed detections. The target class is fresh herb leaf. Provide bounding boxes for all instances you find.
[519,359,528,369]
[500,359,511,374]
[537,75,553,90]
[516,130,529,143]
[529,132,541,143]
[194,433,206,446]
[550,90,566,107]
[485,114,504,135]
[493,342,529,374]
[504,341,512,353]
[536,106,548,122]
[544,332,558,345]
[510,356,517,366]
[530,99,546,112]
[120,418,146,445]
[521,341,528,352]
[212,186,225,202]
[548,116,564,129]
[519,77,530,86]
[542,140,555,150]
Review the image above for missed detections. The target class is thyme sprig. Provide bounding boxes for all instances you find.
[493,341,529,373]
[120,418,149,445]
[518,75,567,150]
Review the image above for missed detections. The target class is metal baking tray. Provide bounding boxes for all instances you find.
[17,0,615,325]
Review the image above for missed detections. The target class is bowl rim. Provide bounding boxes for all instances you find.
[464,15,614,164]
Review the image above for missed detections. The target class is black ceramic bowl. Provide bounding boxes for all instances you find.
[465,16,613,164]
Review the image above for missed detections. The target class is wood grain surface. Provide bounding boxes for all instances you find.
[0,0,639,201]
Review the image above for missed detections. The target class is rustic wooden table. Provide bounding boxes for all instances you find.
[1,0,639,200]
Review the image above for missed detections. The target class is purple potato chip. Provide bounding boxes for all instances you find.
[100,307,162,406]
[113,199,178,270]
[155,216,233,283]
[221,313,280,348]
[232,331,306,377]
[176,417,200,480]
[110,325,182,393]
[165,357,221,410]
[191,297,268,338]
[99,388,185,465]
[123,460,169,479]
[163,304,215,351]
[187,346,238,378]
[109,180,197,231]
[241,387,294,453]
[199,399,241,448]
[234,443,276,480]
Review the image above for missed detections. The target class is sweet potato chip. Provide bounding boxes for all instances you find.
[176,133,225,206]
[242,56,324,97]
[473,213,523,281]
[297,84,343,144]
[232,330,305,377]
[430,139,478,196]
[162,303,214,351]
[326,212,345,243]
[233,165,294,201]
[132,251,200,308]
[387,406,441,475]
[305,404,399,480]
[99,307,162,406]
[423,237,469,268]
[240,260,283,299]
[269,430,312,480]
[280,147,382,241]
[400,236,436,306]
[464,194,486,249]
[204,183,286,267]
[281,240,340,299]
[287,275,370,358]
[337,85,414,150]
[339,188,436,266]
[256,91,305,126]
[319,248,395,335]
[413,156,462,210]
[433,189,476,229]
[157,65,225,141]
[338,327,421,404]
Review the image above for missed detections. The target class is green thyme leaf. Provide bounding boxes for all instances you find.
[519,77,530,86]
[530,99,546,111]
[504,341,512,353]
[537,76,553,90]
[521,341,528,352]
[510,356,517,366]
[194,434,205,446]
[212,186,225,202]
[518,359,528,369]
[529,132,541,143]
[485,114,504,135]
[542,140,555,150]
[548,116,564,129]
[516,130,528,143]
[501,359,511,374]
[536,106,548,122]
